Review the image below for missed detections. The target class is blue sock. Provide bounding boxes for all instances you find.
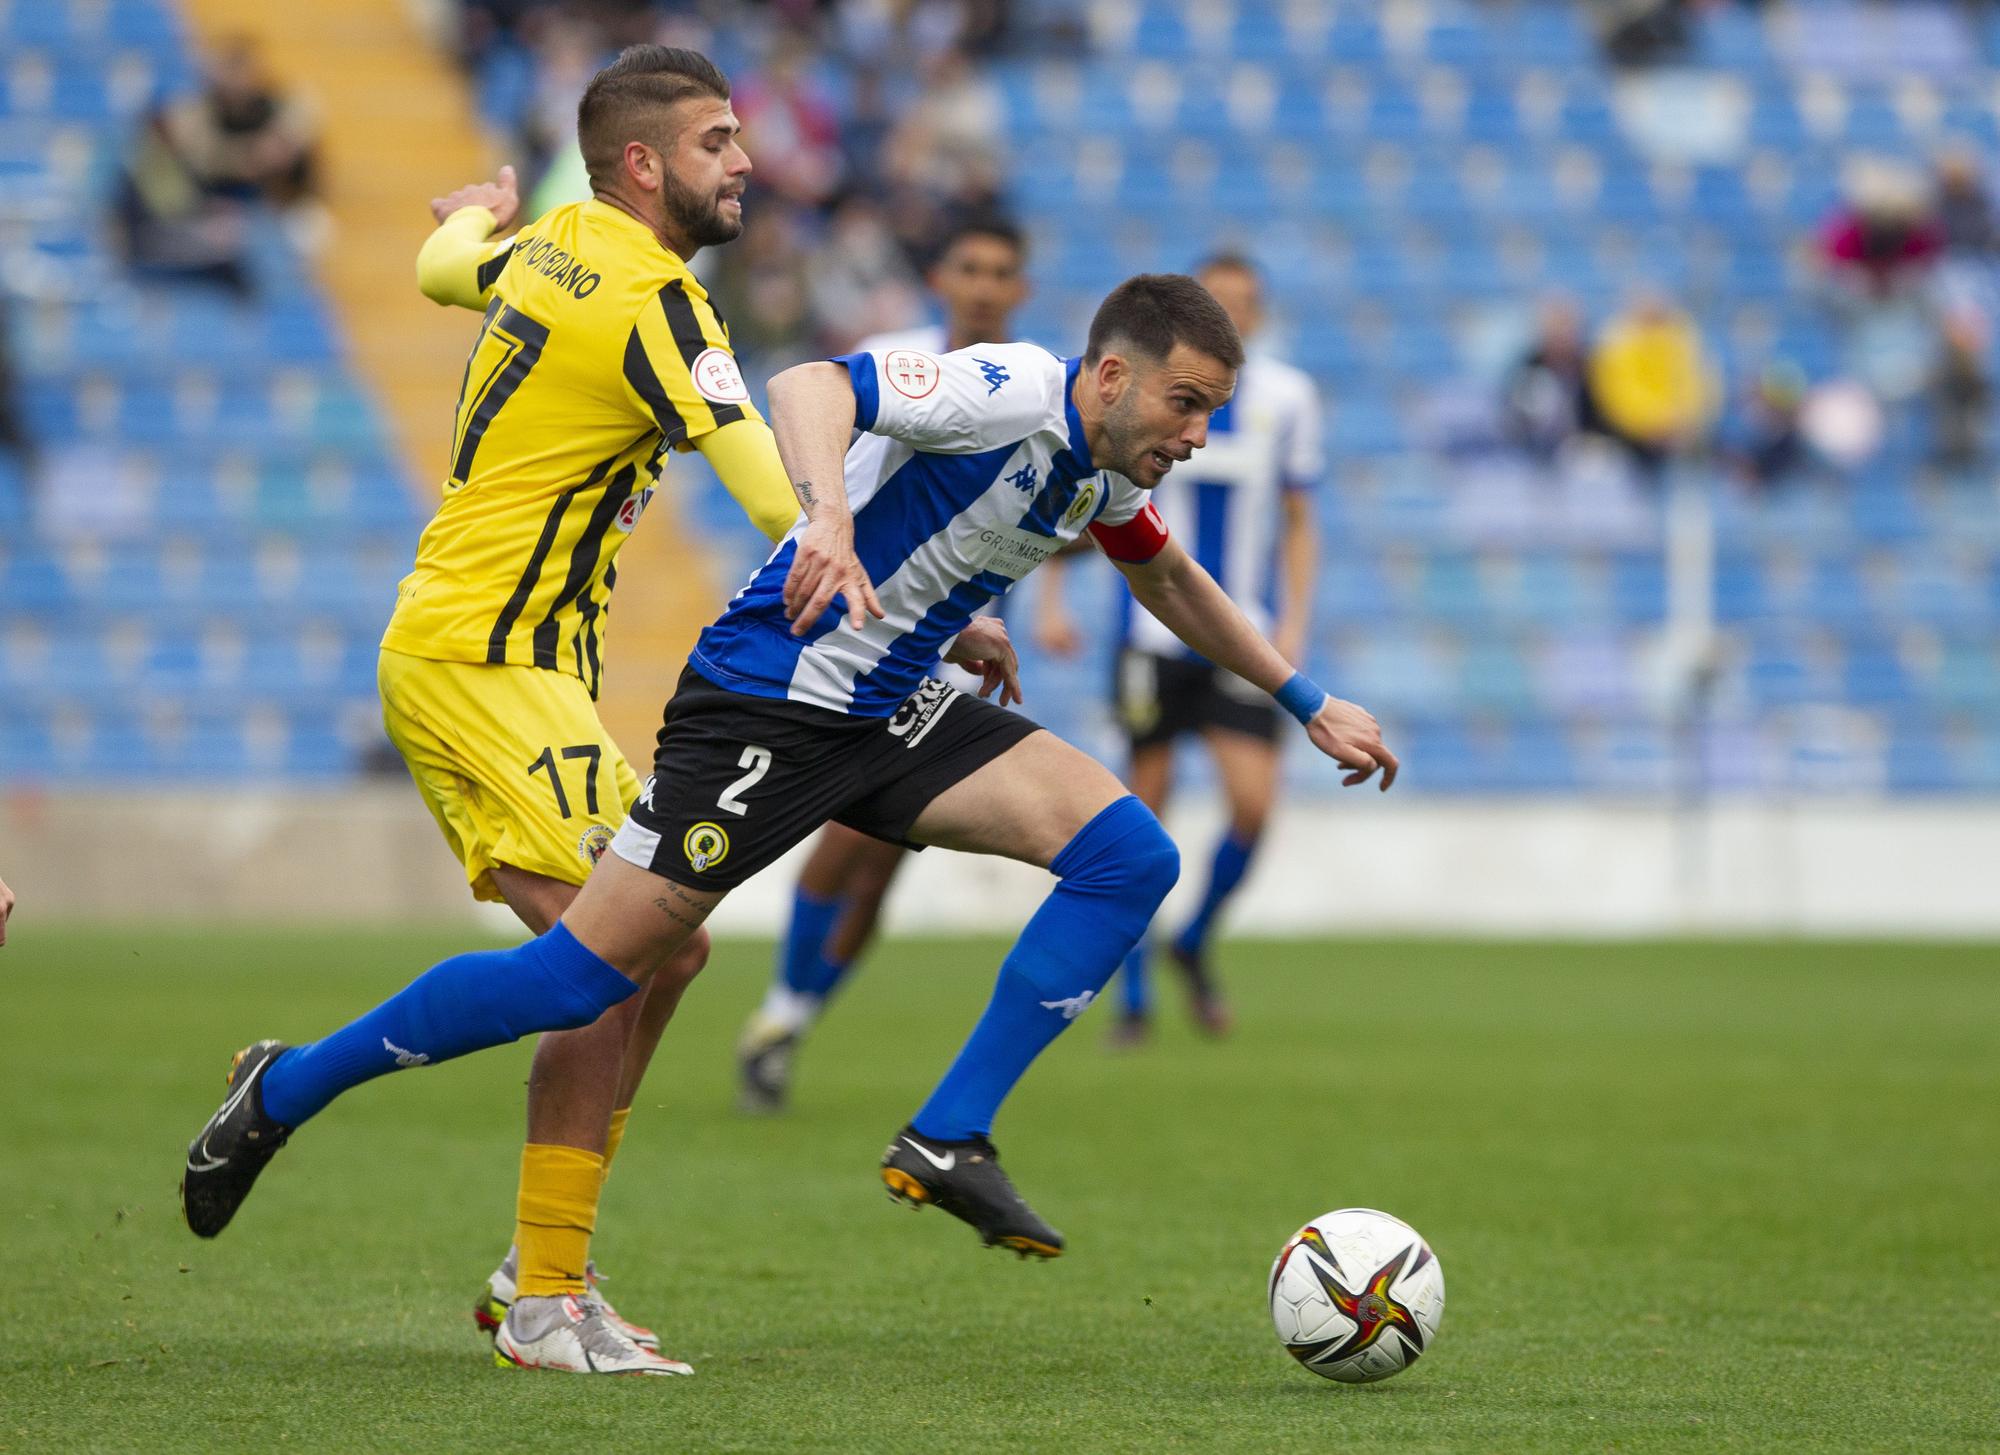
[1119,940,1152,1018]
[912,796,1179,1141]
[777,886,847,1000]
[260,923,638,1127]
[1173,829,1258,957]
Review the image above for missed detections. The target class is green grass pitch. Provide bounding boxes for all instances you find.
[2,927,1995,1453]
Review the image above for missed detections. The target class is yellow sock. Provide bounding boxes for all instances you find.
[601,1107,632,1181]
[515,1143,605,1298]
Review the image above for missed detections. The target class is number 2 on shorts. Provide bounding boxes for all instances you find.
[717,745,772,816]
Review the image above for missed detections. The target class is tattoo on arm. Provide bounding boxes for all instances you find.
[793,478,818,510]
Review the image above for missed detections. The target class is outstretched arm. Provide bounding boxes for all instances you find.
[1112,538,1396,789]
[416,165,521,311]
[765,361,882,634]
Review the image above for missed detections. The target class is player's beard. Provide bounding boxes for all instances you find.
[1101,387,1165,485]
[661,166,742,248]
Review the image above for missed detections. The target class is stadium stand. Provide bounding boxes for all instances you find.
[0,0,421,782]
[981,0,2000,795]
[5,0,1997,797]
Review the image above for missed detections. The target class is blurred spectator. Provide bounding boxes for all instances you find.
[1725,362,1809,489]
[733,34,845,210]
[113,108,254,293]
[1934,146,1996,258]
[113,35,325,288]
[173,37,320,210]
[883,48,1005,210]
[1818,162,1943,300]
[1502,295,1596,462]
[1930,308,1992,472]
[1819,162,1948,401]
[1587,293,1716,476]
[517,18,602,208]
[706,206,817,373]
[1593,0,1711,68]
[0,297,30,468]
[807,195,924,348]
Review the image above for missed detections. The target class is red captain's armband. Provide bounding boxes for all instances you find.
[1088,502,1169,563]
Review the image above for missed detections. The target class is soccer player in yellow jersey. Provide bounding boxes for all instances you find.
[379,46,796,1373]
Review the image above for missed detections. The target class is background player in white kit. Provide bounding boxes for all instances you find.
[1044,254,1323,1041]
[737,215,1033,1111]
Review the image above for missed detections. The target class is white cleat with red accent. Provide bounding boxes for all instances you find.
[492,1294,692,1376]
[476,1248,661,1351]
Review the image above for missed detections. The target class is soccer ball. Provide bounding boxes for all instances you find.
[1268,1208,1444,1383]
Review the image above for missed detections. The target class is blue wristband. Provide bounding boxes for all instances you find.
[1274,671,1327,726]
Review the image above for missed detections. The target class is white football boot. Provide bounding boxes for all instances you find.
[492,1294,692,1376]
[476,1247,661,1351]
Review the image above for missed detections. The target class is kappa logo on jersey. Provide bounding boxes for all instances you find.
[884,350,940,399]
[615,484,655,534]
[577,824,614,866]
[691,346,750,404]
[638,775,658,812]
[886,676,957,748]
[684,821,730,873]
[974,357,1010,396]
[1005,462,1039,494]
[1063,478,1099,528]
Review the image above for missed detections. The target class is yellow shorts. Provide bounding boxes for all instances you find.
[378,648,641,903]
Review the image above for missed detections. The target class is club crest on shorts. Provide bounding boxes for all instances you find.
[683,821,730,873]
[576,824,614,867]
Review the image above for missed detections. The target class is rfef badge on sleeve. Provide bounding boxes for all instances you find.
[884,350,939,399]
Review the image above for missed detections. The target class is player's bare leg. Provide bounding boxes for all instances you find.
[479,855,720,1370]
[878,730,1178,1256]
[739,827,907,1112]
[1165,729,1279,1036]
[479,863,706,1354]
[1110,743,1175,1045]
[824,831,907,964]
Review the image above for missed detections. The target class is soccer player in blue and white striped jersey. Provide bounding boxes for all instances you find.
[182,275,1395,1275]
[737,217,1035,1112]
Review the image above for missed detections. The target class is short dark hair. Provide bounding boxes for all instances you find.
[577,46,731,191]
[934,213,1028,264]
[1084,273,1244,371]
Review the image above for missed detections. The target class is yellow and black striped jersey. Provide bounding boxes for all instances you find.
[383,198,782,697]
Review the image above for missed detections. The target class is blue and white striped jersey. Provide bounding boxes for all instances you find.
[1122,353,1321,657]
[692,343,1162,717]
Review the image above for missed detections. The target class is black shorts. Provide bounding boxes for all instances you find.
[1114,648,1281,751]
[610,666,1040,891]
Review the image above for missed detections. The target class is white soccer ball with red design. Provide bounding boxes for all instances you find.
[1268,1208,1444,1383]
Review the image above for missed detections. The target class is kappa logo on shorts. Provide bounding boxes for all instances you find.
[638,775,658,812]
[887,676,958,749]
[577,824,614,867]
[683,821,730,873]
